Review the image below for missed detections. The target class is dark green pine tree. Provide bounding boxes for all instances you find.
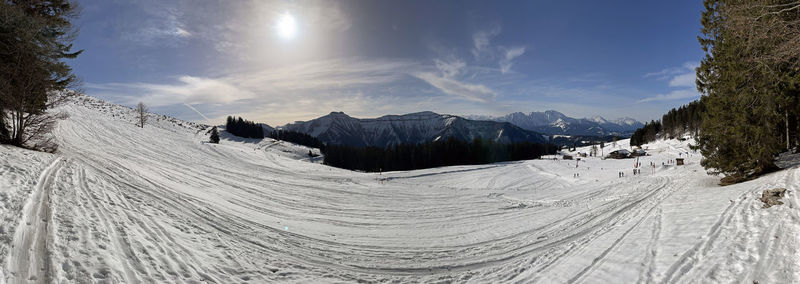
[695,0,784,184]
[209,126,220,144]
[0,0,82,149]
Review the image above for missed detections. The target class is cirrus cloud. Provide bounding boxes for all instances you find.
[637,89,700,103]
[412,72,496,102]
[499,46,526,74]
[87,76,254,107]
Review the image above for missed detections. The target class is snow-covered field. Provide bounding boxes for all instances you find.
[0,95,798,283]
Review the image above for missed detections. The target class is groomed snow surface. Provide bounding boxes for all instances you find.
[0,96,798,283]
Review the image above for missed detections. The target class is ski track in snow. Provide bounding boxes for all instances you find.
[0,95,798,283]
[7,158,62,283]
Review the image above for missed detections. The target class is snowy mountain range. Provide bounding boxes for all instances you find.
[281,111,548,147]
[468,110,644,136]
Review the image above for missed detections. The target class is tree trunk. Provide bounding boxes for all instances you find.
[794,111,800,151]
[787,110,791,150]
[0,109,6,142]
[15,111,25,146]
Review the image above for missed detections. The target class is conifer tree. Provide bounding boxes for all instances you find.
[209,126,220,144]
[224,116,264,139]
[0,1,82,149]
[695,0,797,183]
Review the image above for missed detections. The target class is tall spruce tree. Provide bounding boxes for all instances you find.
[695,0,800,183]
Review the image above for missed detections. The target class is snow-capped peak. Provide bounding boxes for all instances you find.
[590,116,609,124]
[613,117,641,126]
[552,118,568,130]
[543,110,567,120]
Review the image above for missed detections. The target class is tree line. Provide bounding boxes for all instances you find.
[696,0,800,184]
[225,116,264,139]
[661,100,704,139]
[630,100,705,147]
[267,130,324,149]
[630,121,662,147]
[551,135,620,150]
[0,0,81,151]
[322,137,558,172]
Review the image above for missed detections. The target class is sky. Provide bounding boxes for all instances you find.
[71,0,706,126]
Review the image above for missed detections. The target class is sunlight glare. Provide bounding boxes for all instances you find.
[276,12,297,40]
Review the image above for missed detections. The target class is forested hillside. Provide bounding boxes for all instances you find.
[630,100,704,147]
[322,137,558,172]
[225,116,264,139]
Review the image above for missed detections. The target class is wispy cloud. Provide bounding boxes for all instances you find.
[117,3,193,47]
[638,62,700,103]
[88,76,255,107]
[433,58,466,78]
[228,59,419,92]
[668,72,696,87]
[469,26,526,74]
[644,61,699,80]
[412,72,496,102]
[471,26,502,60]
[499,46,526,74]
[304,1,352,32]
[88,58,420,104]
[637,89,700,103]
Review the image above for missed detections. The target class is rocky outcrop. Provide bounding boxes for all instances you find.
[761,188,787,208]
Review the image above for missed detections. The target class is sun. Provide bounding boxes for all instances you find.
[275,12,297,40]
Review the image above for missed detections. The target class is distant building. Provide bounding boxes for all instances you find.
[563,154,573,160]
[608,149,631,159]
[676,158,684,165]
[632,148,647,157]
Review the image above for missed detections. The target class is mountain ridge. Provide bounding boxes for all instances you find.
[280,111,548,147]
[466,110,644,136]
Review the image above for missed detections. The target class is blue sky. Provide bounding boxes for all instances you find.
[72,0,705,126]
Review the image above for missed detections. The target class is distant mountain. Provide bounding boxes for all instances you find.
[467,110,643,136]
[281,111,548,147]
[260,123,274,133]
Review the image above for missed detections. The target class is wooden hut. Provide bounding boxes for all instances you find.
[607,149,631,159]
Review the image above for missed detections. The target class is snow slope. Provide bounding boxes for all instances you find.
[0,95,798,283]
